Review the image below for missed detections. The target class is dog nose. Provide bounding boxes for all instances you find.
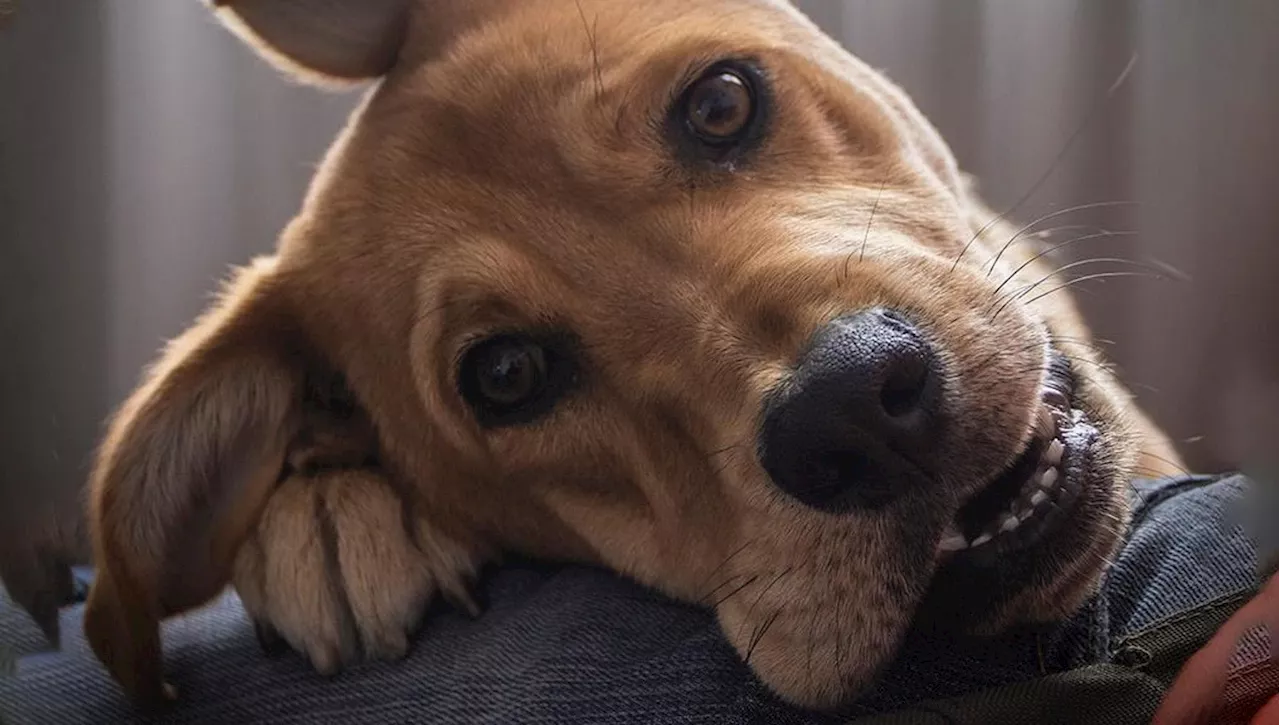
[759,308,941,512]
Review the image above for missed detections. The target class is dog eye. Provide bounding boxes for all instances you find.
[685,67,755,142]
[670,60,767,163]
[458,334,575,426]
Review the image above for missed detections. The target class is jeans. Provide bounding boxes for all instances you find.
[0,474,1268,724]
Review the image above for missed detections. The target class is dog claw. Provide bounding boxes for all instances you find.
[448,583,486,619]
[253,619,288,656]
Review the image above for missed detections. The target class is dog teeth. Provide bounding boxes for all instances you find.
[1051,407,1070,428]
[1039,467,1059,490]
[1044,439,1065,466]
[944,458,1066,556]
[1036,407,1056,438]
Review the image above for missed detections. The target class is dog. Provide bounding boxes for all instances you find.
[81,0,1185,711]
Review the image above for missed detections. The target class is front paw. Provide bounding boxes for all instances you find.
[233,471,451,674]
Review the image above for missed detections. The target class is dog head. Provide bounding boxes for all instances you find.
[84,0,1179,709]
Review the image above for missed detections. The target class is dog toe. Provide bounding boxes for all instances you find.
[233,470,438,674]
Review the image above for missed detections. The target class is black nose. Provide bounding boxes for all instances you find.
[759,308,942,512]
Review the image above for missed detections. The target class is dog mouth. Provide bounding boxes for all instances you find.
[934,350,1095,566]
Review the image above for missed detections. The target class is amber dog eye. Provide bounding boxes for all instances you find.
[670,60,768,163]
[458,333,576,426]
[685,68,755,141]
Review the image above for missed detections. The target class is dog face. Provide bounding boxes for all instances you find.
[84,0,1181,710]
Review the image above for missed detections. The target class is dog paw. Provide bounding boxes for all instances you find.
[232,471,474,674]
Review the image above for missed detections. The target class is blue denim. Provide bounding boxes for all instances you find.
[0,474,1268,724]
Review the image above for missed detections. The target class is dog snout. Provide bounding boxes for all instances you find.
[759,308,943,512]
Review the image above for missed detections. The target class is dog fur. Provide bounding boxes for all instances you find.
[82,0,1184,710]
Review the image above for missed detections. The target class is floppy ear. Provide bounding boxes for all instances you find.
[210,0,411,84]
[210,0,516,86]
[83,257,309,707]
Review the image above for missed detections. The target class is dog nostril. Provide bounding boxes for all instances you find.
[879,354,929,418]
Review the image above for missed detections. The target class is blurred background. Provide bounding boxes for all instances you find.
[1,0,1275,560]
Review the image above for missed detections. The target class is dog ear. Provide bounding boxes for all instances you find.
[83,257,309,707]
[210,0,412,84]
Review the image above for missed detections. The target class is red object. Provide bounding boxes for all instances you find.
[1249,695,1276,725]
[1151,574,1278,725]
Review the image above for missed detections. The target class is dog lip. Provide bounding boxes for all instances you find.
[942,410,1094,566]
[935,349,1088,564]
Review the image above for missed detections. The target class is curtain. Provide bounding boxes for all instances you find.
[794,0,1277,472]
[1,0,1274,529]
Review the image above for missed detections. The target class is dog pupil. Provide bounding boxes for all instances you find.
[690,71,750,138]
[480,344,540,404]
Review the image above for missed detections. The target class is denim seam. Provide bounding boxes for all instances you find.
[1109,588,1253,653]
[1127,474,1232,530]
[1112,590,1252,645]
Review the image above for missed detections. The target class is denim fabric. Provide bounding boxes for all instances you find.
[1108,476,1261,636]
[0,474,1266,724]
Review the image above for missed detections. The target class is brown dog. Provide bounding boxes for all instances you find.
[82,0,1184,711]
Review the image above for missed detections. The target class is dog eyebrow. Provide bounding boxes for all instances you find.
[663,52,760,109]
[612,51,730,140]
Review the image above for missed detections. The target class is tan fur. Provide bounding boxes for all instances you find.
[233,471,478,674]
[84,0,1183,711]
